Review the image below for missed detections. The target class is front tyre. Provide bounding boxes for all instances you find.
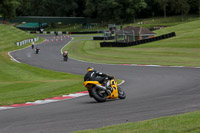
[118,87,126,99]
[91,86,107,102]
[64,56,68,61]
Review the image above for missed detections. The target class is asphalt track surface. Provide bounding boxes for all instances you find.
[1,35,200,133]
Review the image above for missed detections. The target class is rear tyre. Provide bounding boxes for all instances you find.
[91,86,107,102]
[118,87,126,99]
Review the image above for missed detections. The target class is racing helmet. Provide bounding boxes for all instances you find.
[87,67,94,72]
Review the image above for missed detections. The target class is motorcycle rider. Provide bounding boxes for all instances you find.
[31,42,34,49]
[63,50,68,57]
[84,67,114,96]
[35,47,40,54]
[63,50,68,61]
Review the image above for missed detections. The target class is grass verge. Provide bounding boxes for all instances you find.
[74,111,200,133]
[64,19,200,67]
[0,24,84,106]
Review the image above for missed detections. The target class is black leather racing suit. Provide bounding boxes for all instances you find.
[84,70,113,97]
[84,70,112,82]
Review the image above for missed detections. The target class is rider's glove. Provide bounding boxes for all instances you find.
[108,75,114,79]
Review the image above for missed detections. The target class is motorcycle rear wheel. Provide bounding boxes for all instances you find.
[91,87,107,102]
[118,87,126,99]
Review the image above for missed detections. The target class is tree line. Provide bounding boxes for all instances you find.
[0,0,200,23]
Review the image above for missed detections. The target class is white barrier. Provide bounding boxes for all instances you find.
[27,31,69,34]
[15,37,39,46]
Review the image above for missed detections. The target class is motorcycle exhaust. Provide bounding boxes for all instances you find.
[95,84,107,90]
[95,84,111,95]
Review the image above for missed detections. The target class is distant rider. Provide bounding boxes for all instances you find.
[63,50,68,57]
[84,67,114,95]
[31,42,34,49]
[35,47,40,54]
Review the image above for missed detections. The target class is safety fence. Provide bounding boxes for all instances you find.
[28,31,103,34]
[100,32,176,47]
[0,16,95,24]
[16,37,39,46]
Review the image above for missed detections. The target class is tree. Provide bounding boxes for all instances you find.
[85,0,148,24]
[99,0,122,23]
[75,0,85,17]
[155,0,169,22]
[171,0,190,21]
[141,0,160,18]
[16,0,32,16]
[187,0,200,16]
[29,0,47,16]
[199,0,200,16]
[0,0,20,20]
[126,0,147,23]
[84,0,123,23]
[84,0,99,19]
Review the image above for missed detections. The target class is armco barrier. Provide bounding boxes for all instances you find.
[16,37,39,46]
[100,32,176,47]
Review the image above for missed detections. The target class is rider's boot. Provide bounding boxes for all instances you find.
[103,80,113,95]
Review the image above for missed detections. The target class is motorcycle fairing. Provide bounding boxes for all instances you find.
[83,81,101,90]
[107,79,118,99]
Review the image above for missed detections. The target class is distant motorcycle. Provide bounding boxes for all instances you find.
[63,54,68,61]
[63,51,68,61]
[35,47,40,54]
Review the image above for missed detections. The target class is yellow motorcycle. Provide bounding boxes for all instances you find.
[83,78,126,102]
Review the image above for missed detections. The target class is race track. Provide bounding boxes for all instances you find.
[1,35,200,133]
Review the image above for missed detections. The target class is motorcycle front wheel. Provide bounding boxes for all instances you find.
[118,86,126,99]
[91,86,107,102]
[64,57,68,61]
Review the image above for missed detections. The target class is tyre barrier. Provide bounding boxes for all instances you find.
[93,36,114,40]
[100,32,176,47]
[16,37,39,46]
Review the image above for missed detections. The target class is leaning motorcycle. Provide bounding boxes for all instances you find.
[83,78,126,102]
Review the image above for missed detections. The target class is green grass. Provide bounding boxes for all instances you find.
[64,19,200,67]
[0,24,84,106]
[0,25,37,51]
[74,111,200,133]
[125,15,200,29]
